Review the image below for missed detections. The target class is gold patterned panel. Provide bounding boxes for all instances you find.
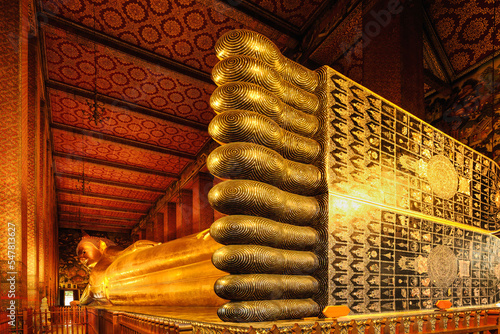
[215,29,318,93]
[207,142,322,195]
[209,110,321,164]
[208,180,319,225]
[325,70,499,231]
[212,56,319,115]
[210,82,319,137]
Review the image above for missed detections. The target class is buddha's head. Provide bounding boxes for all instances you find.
[76,232,116,268]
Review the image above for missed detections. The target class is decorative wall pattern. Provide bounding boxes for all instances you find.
[325,67,500,314]
[54,156,174,190]
[424,0,498,74]
[425,56,500,163]
[58,229,131,294]
[329,196,500,312]
[59,204,145,220]
[44,26,216,124]
[59,214,137,228]
[327,70,500,232]
[50,89,211,154]
[41,0,293,73]
[57,192,150,212]
[52,128,192,174]
[245,0,324,27]
[55,176,162,202]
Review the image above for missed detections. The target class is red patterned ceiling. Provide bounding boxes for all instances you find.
[49,89,211,154]
[41,0,295,73]
[59,204,145,220]
[52,128,192,174]
[425,0,499,74]
[53,156,174,190]
[59,214,137,227]
[57,192,151,212]
[44,26,216,124]
[56,176,162,202]
[246,0,324,27]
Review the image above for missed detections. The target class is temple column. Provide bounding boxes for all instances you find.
[0,0,30,309]
[154,212,164,242]
[362,0,424,117]
[27,32,38,309]
[176,189,193,238]
[145,222,154,241]
[192,172,214,233]
[165,202,177,241]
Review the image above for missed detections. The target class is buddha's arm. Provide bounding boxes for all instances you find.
[79,284,92,305]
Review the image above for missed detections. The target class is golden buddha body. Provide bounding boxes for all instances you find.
[76,231,226,307]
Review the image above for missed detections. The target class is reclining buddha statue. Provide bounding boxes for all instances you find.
[76,28,500,323]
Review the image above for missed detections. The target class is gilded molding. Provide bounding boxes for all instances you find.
[210,82,319,137]
[210,215,318,250]
[214,274,318,300]
[212,55,319,115]
[207,142,322,195]
[208,180,320,225]
[215,29,318,93]
[209,110,321,164]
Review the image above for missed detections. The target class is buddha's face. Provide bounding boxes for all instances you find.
[77,242,102,268]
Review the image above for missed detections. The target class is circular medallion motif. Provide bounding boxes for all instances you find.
[427,155,458,199]
[428,245,457,288]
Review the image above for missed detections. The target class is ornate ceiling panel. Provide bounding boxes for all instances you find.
[245,0,324,27]
[49,89,211,154]
[59,214,137,227]
[425,0,499,74]
[41,0,295,73]
[57,192,151,212]
[52,128,192,174]
[56,176,163,202]
[53,156,175,190]
[59,204,145,220]
[44,26,216,124]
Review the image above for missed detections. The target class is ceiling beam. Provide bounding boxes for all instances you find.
[51,123,197,160]
[423,68,452,96]
[59,222,132,233]
[42,12,213,84]
[53,152,178,178]
[59,212,141,222]
[235,1,301,39]
[56,189,155,204]
[58,201,149,214]
[46,80,209,132]
[55,172,165,193]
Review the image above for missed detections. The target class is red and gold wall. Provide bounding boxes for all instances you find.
[0,0,58,310]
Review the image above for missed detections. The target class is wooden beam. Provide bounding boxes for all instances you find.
[423,68,451,95]
[59,212,141,222]
[53,152,179,178]
[46,80,208,132]
[42,13,213,84]
[55,172,166,193]
[58,201,149,214]
[59,222,132,233]
[51,123,197,160]
[235,1,301,39]
[56,189,155,204]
